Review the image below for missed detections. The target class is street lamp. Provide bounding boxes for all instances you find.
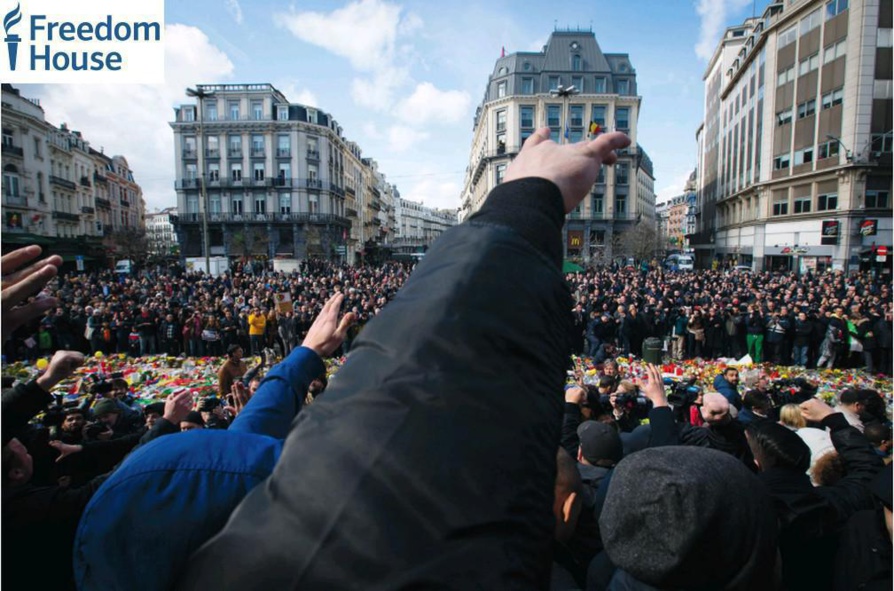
[186,86,215,275]
[825,134,853,162]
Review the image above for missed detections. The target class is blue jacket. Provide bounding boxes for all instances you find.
[712,374,742,410]
[73,346,323,591]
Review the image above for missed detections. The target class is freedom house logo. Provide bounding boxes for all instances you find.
[1,0,164,83]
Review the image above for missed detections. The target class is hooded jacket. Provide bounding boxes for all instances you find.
[177,178,574,589]
[712,374,742,410]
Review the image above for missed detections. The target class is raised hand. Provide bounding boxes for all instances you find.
[1,245,62,343]
[163,388,194,425]
[301,292,356,358]
[36,351,85,392]
[224,381,251,417]
[48,440,83,463]
[637,364,667,408]
[504,127,630,213]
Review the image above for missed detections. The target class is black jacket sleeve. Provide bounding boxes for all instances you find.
[561,403,582,459]
[2,380,52,443]
[647,406,679,448]
[817,413,883,524]
[179,178,573,590]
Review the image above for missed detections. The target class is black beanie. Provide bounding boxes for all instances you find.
[600,446,778,590]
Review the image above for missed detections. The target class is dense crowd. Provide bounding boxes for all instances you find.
[2,127,890,591]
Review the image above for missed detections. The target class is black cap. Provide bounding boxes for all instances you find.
[577,420,623,465]
[144,402,165,416]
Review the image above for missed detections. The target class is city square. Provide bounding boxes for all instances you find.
[1,0,892,589]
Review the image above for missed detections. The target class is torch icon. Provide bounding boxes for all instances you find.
[4,3,22,71]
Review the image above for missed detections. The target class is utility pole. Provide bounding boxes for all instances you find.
[186,86,215,275]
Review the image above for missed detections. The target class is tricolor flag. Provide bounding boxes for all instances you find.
[589,121,601,136]
[501,46,506,57]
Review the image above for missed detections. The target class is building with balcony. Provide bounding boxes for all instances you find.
[2,84,145,268]
[392,198,457,254]
[459,29,657,264]
[171,83,360,262]
[694,0,892,272]
[146,207,178,256]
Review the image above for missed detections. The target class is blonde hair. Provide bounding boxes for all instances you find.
[779,404,806,430]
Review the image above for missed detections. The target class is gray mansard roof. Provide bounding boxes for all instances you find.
[481,30,637,103]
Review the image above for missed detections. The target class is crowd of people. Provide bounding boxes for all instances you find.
[2,126,890,590]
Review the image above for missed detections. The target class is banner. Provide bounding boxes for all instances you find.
[821,220,839,245]
[274,292,292,314]
[860,219,877,237]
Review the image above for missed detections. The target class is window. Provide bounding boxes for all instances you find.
[596,166,605,184]
[205,101,218,121]
[547,105,561,128]
[794,147,814,165]
[879,28,894,48]
[569,130,584,143]
[797,99,816,119]
[497,81,506,98]
[187,196,198,215]
[592,105,606,127]
[3,165,20,199]
[548,76,560,91]
[569,105,583,127]
[520,106,534,129]
[821,88,844,109]
[279,194,292,214]
[779,25,797,48]
[825,0,848,19]
[496,134,506,153]
[616,195,627,215]
[616,79,629,95]
[818,140,840,159]
[1,128,11,146]
[594,77,606,93]
[773,153,791,170]
[495,163,506,185]
[183,107,195,122]
[871,133,893,153]
[277,163,290,182]
[522,77,534,94]
[253,164,265,182]
[208,163,220,182]
[571,76,583,92]
[33,137,41,158]
[228,135,241,156]
[231,195,243,215]
[230,163,242,182]
[228,102,240,120]
[865,190,889,208]
[776,66,794,86]
[206,136,219,157]
[496,110,506,132]
[183,136,197,156]
[798,53,819,75]
[185,163,197,180]
[817,193,837,210]
[592,194,604,214]
[572,54,582,71]
[616,162,629,185]
[251,135,264,156]
[277,106,289,121]
[777,108,793,125]
[800,8,821,34]
[615,107,629,131]
[277,135,290,157]
[209,195,221,214]
[823,39,846,63]
[252,101,263,120]
[591,229,605,244]
[773,197,789,215]
[254,195,266,214]
[794,195,812,213]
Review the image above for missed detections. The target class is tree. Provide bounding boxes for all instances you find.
[109,227,149,264]
[617,220,658,262]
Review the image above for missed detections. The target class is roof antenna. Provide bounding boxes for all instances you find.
[554,19,558,31]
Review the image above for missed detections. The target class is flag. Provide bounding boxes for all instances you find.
[564,123,569,140]
[501,46,505,57]
[275,292,293,314]
[589,121,601,136]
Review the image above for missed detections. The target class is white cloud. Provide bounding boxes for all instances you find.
[225,0,243,25]
[273,80,319,108]
[400,175,461,210]
[386,125,429,152]
[275,0,411,72]
[656,170,695,204]
[694,0,751,60]
[394,82,470,125]
[351,67,410,111]
[31,24,234,212]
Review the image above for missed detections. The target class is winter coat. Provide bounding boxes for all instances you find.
[176,178,575,589]
[712,374,743,410]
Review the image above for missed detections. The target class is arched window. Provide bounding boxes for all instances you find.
[4,164,21,199]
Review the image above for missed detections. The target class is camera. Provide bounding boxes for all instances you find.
[83,421,109,440]
[767,378,816,407]
[665,376,702,407]
[84,371,125,395]
[614,390,652,420]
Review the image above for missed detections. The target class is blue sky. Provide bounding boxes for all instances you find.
[23,0,770,212]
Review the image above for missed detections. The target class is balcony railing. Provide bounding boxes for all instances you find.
[93,172,108,184]
[176,178,201,190]
[276,148,291,158]
[175,212,350,225]
[49,175,77,190]
[306,178,322,189]
[80,176,91,187]
[228,148,242,158]
[1,144,23,157]
[183,149,197,159]
[95,198,111,209]
[53,211,80,222]
[205,148,221,158]
[306,149,320,160]
[345,207,358,218]
[81,206,95,214]
[273,176,292,188]
[121,200,130,208]
[250,148,265,158]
